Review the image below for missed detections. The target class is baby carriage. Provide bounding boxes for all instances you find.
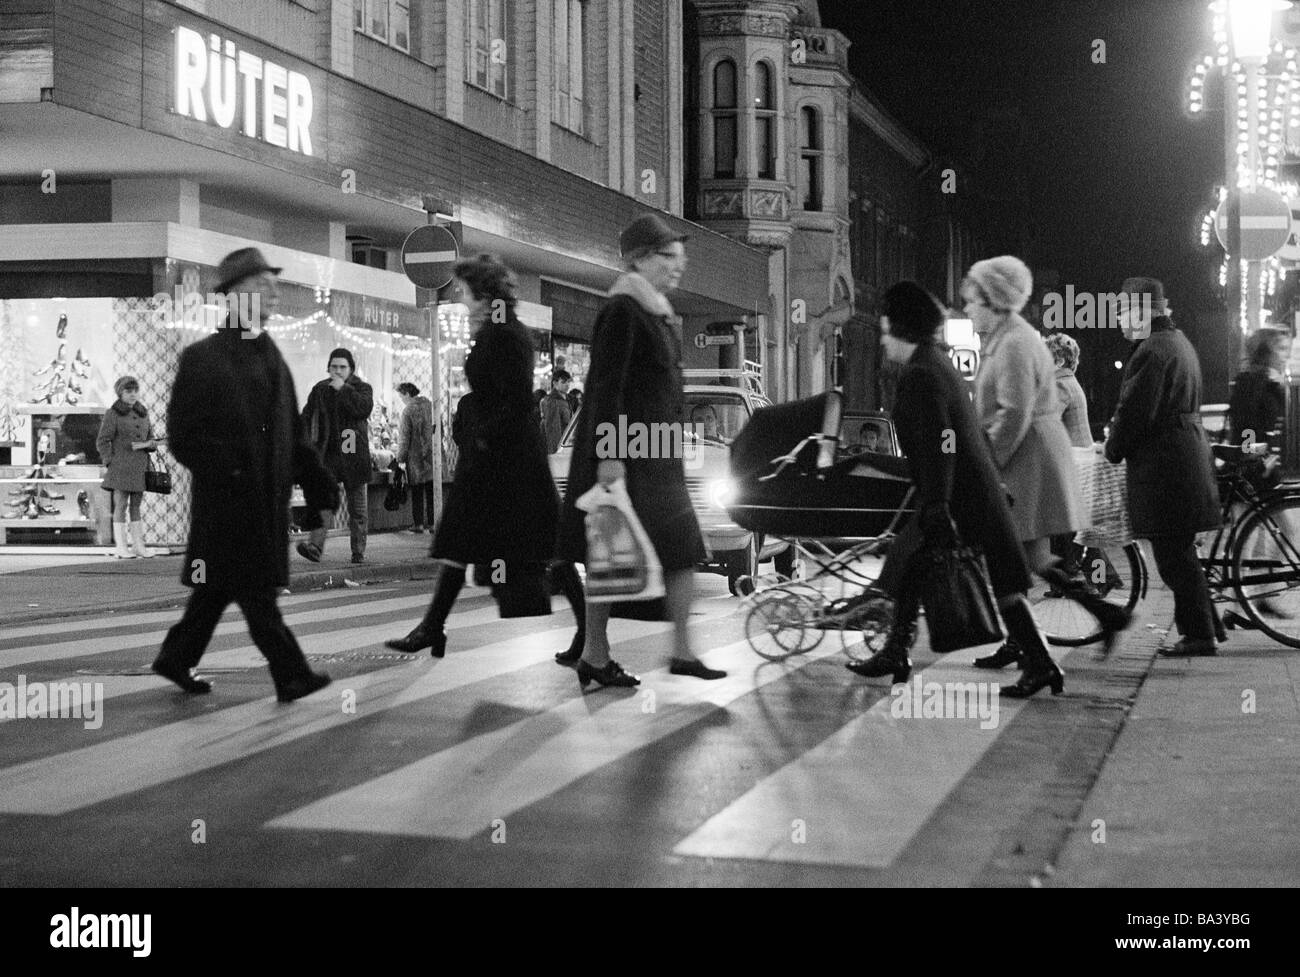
[727,391,918,661]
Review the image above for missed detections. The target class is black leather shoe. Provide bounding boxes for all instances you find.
[151,658,213,694]
[576,658,640,689]
[1222,609,1258,631]
[384,627,446,657]
[973,642,1021,669]
[276,670,332,703]
[1159,639,1217,658]
[555,631,585,666]
[669,657,727,680]
[1001,660,1065,698]
[296,541,322,563]
[845,652,911,683]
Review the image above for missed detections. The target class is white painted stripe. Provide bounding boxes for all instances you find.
[404,251,457,264]
[264,633,857,840]
[1217,214,1291,229]
[671,652,1058,868]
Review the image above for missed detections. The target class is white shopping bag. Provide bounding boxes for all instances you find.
[1072,446,1131,548]
[575,479,666,603]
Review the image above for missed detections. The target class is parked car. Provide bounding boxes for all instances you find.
[838,408,902,458]
[549,381,791,595]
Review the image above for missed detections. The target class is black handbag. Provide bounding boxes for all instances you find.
[144,453,172,495]
[489,561,554,619]
[915,545,1003,653]
[384,460,408,511]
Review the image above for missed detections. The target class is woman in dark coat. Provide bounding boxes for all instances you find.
[1105,277,1222,656]
[96,375,157,559]
[385,254,586,659]
[395,382,435,531]
[846,282,1064,697]
[556,214,726,688]
[1229,326,1288,449]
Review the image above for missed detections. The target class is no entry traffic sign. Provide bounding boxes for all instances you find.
[1214,189,1292,261]
[401,224,460,290]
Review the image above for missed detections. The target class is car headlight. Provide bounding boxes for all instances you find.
[707,478,736,510]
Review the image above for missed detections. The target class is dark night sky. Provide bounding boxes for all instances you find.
[816,0,1240,402]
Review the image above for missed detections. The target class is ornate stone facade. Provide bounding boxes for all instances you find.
[699,13,790,38]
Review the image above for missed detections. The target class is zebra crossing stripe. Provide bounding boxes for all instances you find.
[263,634,860,840]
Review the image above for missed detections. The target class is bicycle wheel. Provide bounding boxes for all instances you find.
[1030,541,1146,646]
[1232,495,1300,648]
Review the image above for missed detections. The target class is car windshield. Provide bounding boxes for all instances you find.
[559,392,752,447]
[840,416,898,456]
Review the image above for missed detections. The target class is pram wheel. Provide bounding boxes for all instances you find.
[728,573,757,597]
[744,584,826,660]
[837,594,894,662]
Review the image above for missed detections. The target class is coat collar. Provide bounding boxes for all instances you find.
[111,399,147,418]
[608,272,676,319]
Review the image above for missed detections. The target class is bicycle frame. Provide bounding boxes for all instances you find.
[1200,472,1300,595]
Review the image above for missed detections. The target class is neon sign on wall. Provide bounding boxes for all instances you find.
[173,25,314,156]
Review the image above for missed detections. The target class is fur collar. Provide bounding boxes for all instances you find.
[112,400,148,418]
[608,272,676,319]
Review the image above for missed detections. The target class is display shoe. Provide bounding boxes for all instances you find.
[1158,639,1217,658]
[576,658,640,689]
[151,658,213,695]
[669,657,727,680]
[1000,659,1065,698]
[384,627,446,657]
[37,488,65,500]
[555,631,586,666]
[973,641,1022,669]
[275,670,332,703]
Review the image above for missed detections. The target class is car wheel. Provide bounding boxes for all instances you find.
[773,543,796,578]
[727,538,759,596]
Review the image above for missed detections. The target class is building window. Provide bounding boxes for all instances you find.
[712,59,738,179]
[468,0,512,99]
[553,0,585,134]
[875,209,889,286]
[754,61,776,179]
[798,106,822,211]
[354,0,410,54]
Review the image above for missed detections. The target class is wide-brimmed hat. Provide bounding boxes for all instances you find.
[1120,276,1169,316]
[215,247,282,293]
[620,214,688,258]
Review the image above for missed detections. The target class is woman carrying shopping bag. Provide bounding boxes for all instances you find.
[557,214,725,688]
[383,254,586,659]
[846,282,1064,696]
[96,375,157,559]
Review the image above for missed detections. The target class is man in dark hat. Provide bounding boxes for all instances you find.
[152,247,338,701]
[298,346,374,564]
[1106,276,1222,656]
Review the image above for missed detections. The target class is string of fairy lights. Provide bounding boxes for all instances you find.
[1189,4,1300,330]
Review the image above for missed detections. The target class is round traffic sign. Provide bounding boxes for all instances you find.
[400,224,459,290]
[1276,199,1300,264]
[1214,188,1293,261]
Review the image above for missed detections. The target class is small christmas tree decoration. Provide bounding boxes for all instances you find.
[30,313,91,406]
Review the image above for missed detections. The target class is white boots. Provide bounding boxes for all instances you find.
[111,521,153,559]
[130,521,152,558]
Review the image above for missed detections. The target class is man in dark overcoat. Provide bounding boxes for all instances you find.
[151,248,338,701]
[1105,277,1222,656]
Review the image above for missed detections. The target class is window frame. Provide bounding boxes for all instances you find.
[797,105,823,211]
[753,60,776,180]
[711,58,739,179]
[354,0,411,55]
[467,0,513,100]
[553,0,586,135]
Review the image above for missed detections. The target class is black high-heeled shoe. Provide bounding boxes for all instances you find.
[384,627,447,658]
[576,658,640,689]
[973,641,1021,669]
[669,657,727,680]
[555,631,585,666]
[1001,660,1064,698]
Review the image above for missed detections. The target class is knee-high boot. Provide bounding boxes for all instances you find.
[845,595,918,682]
[551,561,587,664]
[384,563,465,657]
[999,596,1064,698]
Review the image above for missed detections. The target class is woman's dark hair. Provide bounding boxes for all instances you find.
[881,281,946,343]
[1245,327,1286,373]
[452,253,518,318]
[396,382,420,397]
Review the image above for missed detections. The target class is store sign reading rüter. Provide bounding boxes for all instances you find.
[173,26,314,156]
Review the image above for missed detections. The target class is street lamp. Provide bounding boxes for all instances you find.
[1215,0,1292,60]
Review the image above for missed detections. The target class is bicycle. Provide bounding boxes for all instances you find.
[1031,444,1300,649]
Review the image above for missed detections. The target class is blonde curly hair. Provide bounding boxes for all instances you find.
[1045,332,1080,371]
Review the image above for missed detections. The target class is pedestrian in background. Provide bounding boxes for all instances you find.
[396,382,435,533]
[1228,326,1288,449]
[558,213,725,688]
[847,281,1063,697]
[541,369,573,453]
[566,385,583,416]
[298,347,374,565]
[152,247,337,702]
[1045,333,1092,448]
[963,256,1130,667]
[97,376,157,559]
[385,254,586,661]
[1105,277,1221,657]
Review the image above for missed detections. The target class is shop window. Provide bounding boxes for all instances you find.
[712,59,738,179]
[468,0,512,99]
[354,0,410,55]
[553,0,586,134]
[798,106,822,211]
[754,61,776,180]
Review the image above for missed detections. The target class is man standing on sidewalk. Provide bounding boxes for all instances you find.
[540,370,573,454]
[1104,277,1222,657]
[151,248,338,702]
[297,348,374,564]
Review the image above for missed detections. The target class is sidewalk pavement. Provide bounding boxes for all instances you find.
[0,530,440,626]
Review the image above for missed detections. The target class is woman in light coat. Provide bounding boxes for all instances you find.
[395,383,435,532]
[96,375,157,559]
[963,257,1129,662]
